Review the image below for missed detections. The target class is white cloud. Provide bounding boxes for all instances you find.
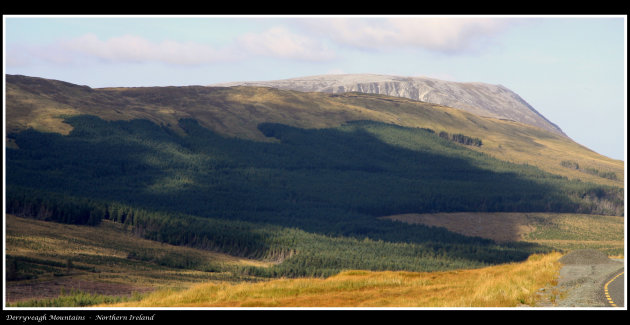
[300,17,516,54]
[237,27,335,61]
[6,27,335,67]
[5,17,515,69]
[59,34,238,65]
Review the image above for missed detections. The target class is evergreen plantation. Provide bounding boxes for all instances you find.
[6,114,624,277]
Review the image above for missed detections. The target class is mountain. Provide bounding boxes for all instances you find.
[4,74,624,282]
[212,74,566,137]
[7,74,620,187]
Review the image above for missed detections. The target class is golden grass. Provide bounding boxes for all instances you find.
[101,252,562,308]
[5,214,272,299]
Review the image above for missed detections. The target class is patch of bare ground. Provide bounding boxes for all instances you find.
[518,251,625,308]
[383,212,538,243]
[545,251,623,307]
[383,212,624,256]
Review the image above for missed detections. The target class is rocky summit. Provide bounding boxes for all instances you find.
[212,74,566,137]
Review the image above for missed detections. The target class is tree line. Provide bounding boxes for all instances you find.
[438,130,482,147]
[7,186,549,278]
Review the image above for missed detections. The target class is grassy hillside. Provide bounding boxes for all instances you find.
[6,75,623,187]
[5,214,271,305]
[7,114,623,221]
[101,252,563,307]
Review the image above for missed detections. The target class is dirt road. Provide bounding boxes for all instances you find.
[538,251,624,308]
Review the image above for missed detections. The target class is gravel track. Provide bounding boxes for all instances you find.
[537,250,624,307]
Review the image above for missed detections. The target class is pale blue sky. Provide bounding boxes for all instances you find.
[3,15,626,161]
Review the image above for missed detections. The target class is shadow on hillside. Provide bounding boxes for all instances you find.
[7,116,593,264]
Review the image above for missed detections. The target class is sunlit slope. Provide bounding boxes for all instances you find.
[6,74,622,186]
[102,252,562,307]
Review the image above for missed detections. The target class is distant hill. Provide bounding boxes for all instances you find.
[6,74,622,186]
[212,74,566,136]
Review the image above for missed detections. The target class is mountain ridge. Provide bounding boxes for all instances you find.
[211,73,566,137]
[5,74,623,187]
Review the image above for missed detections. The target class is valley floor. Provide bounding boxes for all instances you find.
[5,212,624,308]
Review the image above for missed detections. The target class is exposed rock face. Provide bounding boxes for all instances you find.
[212,74,565,136]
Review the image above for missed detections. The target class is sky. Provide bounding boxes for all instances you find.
[3,15,627,161]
